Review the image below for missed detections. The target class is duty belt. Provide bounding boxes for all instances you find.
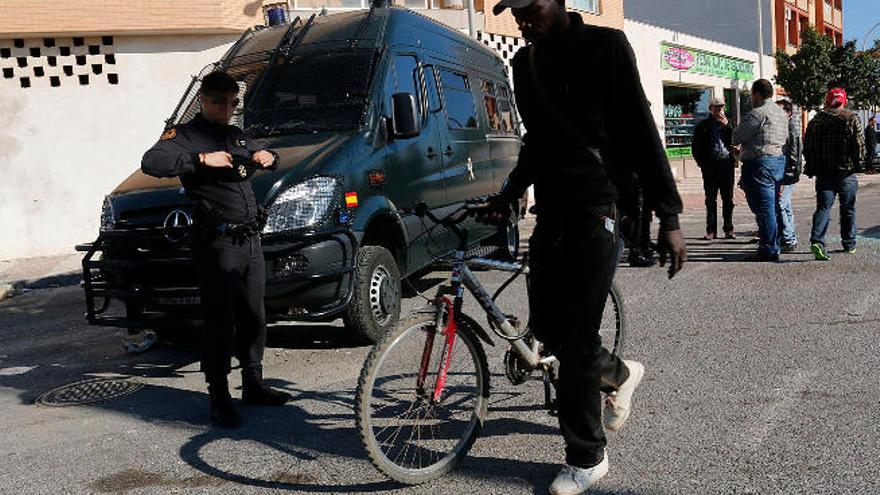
[216,222,259,242]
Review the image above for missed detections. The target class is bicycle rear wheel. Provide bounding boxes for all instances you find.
[355,312,490,484]
[600,282,627,358]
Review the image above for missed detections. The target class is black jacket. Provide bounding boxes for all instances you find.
[691,117,732,168]
[866,124,877,161]
[501,13,682,231]
[141,114,272,225]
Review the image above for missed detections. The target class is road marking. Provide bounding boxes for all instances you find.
[739,369,817,453]
[0,366,37,376]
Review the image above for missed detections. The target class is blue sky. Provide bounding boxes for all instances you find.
[843,0,880,49]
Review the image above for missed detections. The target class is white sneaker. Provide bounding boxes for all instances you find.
[548,454,609,495]
[603,360,645,432]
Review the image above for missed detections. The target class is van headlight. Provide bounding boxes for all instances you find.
[100,196,115,231]
[263,177,340,233]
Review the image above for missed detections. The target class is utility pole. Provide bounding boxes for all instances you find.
[467,0,476,38]
[757,0,765,79]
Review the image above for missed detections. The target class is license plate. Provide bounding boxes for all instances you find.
[154,296,200,306]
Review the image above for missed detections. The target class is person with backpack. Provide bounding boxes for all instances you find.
[803,88,866,260]
[775,99,802,252]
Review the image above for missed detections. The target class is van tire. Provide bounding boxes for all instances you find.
[344,245,401,344]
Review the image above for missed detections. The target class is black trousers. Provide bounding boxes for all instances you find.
[528,205,629,468]
[193,234,267,384]
[701,159,736,235]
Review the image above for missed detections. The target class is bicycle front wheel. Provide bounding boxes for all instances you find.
[355,312,490,484]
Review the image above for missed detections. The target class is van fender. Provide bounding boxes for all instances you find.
[352,195,409,250]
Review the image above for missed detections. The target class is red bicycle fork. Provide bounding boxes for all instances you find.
[415,297,458,404]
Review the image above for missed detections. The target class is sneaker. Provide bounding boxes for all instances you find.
[604,360,645,432]
[844,247,857,254]
[548,455,610,495]
[724,231,737,240]
[811,243,830,261]
[780,242,797,253]
[702,233,716,241]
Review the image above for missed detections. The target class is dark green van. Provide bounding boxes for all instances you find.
[78,6,524,343]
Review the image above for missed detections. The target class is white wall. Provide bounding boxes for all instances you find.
[0,34,236,260]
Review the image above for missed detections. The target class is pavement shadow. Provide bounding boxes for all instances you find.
[9,270,82,291]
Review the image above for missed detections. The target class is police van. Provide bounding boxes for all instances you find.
[78,6,524,343]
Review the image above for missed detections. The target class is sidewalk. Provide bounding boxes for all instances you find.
[677,172,880,210]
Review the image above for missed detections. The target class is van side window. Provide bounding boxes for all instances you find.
[496,83,516,134]
[385,55,423,120]
[438,69,478,130]
[480,80,501,132]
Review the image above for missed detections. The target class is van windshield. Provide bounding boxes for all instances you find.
[244,48,380,137]
[170,48,380,136]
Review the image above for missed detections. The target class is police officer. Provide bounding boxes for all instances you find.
[142,71,290,428]
[480,0,686,492]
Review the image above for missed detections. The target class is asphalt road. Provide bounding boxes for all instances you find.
[1,184,879,495]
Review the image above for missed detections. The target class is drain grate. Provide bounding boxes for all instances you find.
[35,377,144,407]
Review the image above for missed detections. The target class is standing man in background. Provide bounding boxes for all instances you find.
[803,88,866,260]
[775,98,802,252]
[865,116,877,174]
[692,96,736,241]
[732,79,789,262]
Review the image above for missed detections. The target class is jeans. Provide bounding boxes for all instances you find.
[529,205,629,468]
[741,156,786,256]
[701,159,735,235]
[810,173,858,251]
[777,183,797,245]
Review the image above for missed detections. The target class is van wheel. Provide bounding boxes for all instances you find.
[344,246,401,344]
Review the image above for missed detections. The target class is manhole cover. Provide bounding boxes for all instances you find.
[35,377,144,407]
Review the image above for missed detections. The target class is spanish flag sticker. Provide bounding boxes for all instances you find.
[345,192,359,208]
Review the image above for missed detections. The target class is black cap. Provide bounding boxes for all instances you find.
[492,0,534,15]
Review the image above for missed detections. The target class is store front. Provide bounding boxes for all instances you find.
[625,19,772,181]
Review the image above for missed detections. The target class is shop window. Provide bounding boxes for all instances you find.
[295,0,364,8]
[570,0,600,15]
[663,85,712,158]
[438,69,477,130]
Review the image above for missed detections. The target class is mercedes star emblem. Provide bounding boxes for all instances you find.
[163,209,192,242]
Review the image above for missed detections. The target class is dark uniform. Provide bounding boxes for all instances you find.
[142,113,275,385]
[499,13,682,468]
[865,123,877,172]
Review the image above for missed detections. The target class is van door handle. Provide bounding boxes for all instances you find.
[443,146,455,157]
[426,147,438,159]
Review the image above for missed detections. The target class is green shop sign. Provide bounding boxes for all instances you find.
[666,147,693,159]
[661,43,755,80]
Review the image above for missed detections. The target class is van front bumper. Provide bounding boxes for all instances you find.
[76,228,358,330]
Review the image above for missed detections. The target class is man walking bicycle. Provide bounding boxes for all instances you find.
[480,0,686,491]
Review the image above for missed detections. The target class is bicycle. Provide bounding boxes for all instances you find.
[354,200,627,484]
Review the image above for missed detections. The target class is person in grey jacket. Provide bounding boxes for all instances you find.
[775,98,802,252]
[732,79,790,261]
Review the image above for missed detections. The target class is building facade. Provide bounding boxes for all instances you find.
[773,0,844,54]
[625,0,785,180]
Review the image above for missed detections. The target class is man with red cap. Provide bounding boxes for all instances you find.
[803,87,866,260]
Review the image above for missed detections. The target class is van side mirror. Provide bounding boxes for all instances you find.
[391,92,420,140]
